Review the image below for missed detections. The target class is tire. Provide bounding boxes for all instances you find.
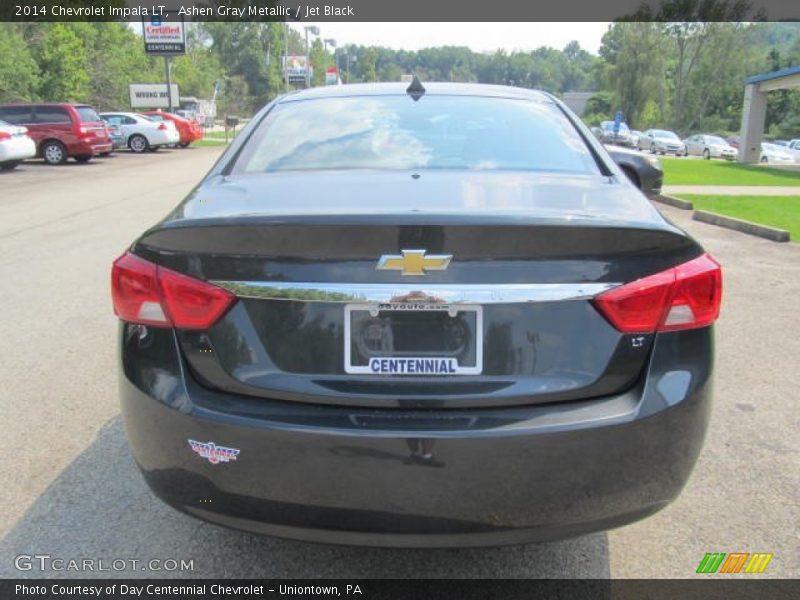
[650,143,656,154]
[760,156,768,164]
[0,161,21,171]
[703,149,711,160]
[684,148,689,157]
[178,142,190,148]
[74,155,92,163]
[128,134,149,153]
[621,166,641,190]
[41,140,67,165]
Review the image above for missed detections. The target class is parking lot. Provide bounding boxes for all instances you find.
[0,147,797,578]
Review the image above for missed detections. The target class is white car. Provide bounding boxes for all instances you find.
[0,119,36,170]
[783,139,800,163]
[760,142,795,165]
[99,112,180,153]
[683,134,737,160]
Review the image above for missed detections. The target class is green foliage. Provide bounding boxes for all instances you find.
[0,24,39,102]
[32,23,92,102]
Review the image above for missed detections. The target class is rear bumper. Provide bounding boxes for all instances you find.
[119,325,713,547]
[0,136,36,162]
[69,140,113,156]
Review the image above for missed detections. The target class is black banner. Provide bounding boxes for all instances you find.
[1,0,798,22]
[1,579,798,600]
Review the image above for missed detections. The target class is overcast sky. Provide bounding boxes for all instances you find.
[289,23,611,54]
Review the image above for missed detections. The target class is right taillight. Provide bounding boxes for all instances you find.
[111,252,236,330]
[593,253,722,333]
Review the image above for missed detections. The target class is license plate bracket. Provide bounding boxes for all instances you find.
[344,303,483,375]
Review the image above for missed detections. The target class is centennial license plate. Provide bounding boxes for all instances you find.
[344,303,483,375]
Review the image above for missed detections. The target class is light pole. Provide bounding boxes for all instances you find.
[324,38,338,84]
[304,26,320,88]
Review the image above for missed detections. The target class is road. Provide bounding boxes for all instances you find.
[0,148,797,578]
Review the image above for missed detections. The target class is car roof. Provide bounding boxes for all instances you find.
[277,82,553,104]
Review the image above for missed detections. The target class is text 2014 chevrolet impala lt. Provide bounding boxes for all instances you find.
[113,82,721,547]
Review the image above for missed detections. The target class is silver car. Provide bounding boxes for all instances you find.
[683,134,737,160]
[638,129,685,155]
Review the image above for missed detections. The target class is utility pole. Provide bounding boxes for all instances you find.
[283,22,289,92]
[304,26,319,88]
[164,56,173,112]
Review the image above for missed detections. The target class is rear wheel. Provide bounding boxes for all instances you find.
[650,143,656,154]
[703,148,710,160]
[0,161,21,171]
[41,140,67,165]
[621,166,641,190]
[760,156,768,164]
[74,155,92,163]
[128,134,149,153]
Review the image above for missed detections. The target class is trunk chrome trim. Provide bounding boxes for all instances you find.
[210,281,620,304]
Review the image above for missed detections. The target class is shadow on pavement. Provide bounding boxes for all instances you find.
[0,417,610,579]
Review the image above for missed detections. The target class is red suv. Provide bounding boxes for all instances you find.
[0,103,112,165]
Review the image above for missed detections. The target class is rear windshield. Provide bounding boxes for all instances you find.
[233,95,599,175]
[76,106,101,123]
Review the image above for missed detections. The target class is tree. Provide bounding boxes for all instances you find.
[0,24,39,102]
[32,23,91,102]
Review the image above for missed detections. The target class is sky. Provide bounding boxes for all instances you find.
[289,22,611,55]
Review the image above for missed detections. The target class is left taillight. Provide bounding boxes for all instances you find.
[0,132,11,142]
[592,253,722,334]
[111,252,236,330]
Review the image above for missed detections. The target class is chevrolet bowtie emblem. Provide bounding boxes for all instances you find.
[376,249,453,276]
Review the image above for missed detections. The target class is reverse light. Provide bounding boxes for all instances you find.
[111,252,236,330]
[593,253,722,333]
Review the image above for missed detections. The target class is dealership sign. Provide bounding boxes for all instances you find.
[283,55,311,83]
[129,84,180,109]
[142,17,186,55]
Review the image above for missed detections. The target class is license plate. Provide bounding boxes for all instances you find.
[344,303,483,375]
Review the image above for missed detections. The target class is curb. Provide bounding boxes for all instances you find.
[653,194,693,210]
[693,210,790,243]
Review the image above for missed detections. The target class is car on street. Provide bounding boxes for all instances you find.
[598,120,635,147]
[637,129,685,156]
[0,103,112,165]
[760,142,795,164]
[605,144,663,197]
[0,118,36,170]
[629,130,643,147]
[99,112,180,153]
[683,134,737,160]
[113,82,721,548]
[142,110,204,148]
[782,139,800,163]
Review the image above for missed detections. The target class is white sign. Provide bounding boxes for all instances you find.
[283,55,311,83]
[129,84,180,109]
[142,18,186,55]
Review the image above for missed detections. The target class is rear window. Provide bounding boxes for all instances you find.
[76,106,101,123]
[233,95,599,175]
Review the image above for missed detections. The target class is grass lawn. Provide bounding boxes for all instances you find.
[203,129,240,140]
[677,194,800,239]
[661,158,800,186]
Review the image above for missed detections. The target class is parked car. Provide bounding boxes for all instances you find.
[725,136,740,149]
[598,120,634,147]
[771,140,790,147]
[605,145,663,197]
[760,142,794,164]
[0,118,36,170]
[629,130,643,147]
[113,82,721,547]
[99,112,180,153]
[683,134,737,160]
[637,129,685,155]
[105,123,126,151]
[0,103,112,165]
[142,110,204,148]
[784,139,800,163]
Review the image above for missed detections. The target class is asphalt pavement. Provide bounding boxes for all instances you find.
[0,148,797,578]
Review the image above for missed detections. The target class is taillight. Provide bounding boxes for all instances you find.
[0,132,11,141]
[157,123,167,130]
[593,253,722,333]
[111,252,236,330]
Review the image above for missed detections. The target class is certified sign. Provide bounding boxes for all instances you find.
[142,17,186,55]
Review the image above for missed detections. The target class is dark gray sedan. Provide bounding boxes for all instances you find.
[113,83,721,547]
